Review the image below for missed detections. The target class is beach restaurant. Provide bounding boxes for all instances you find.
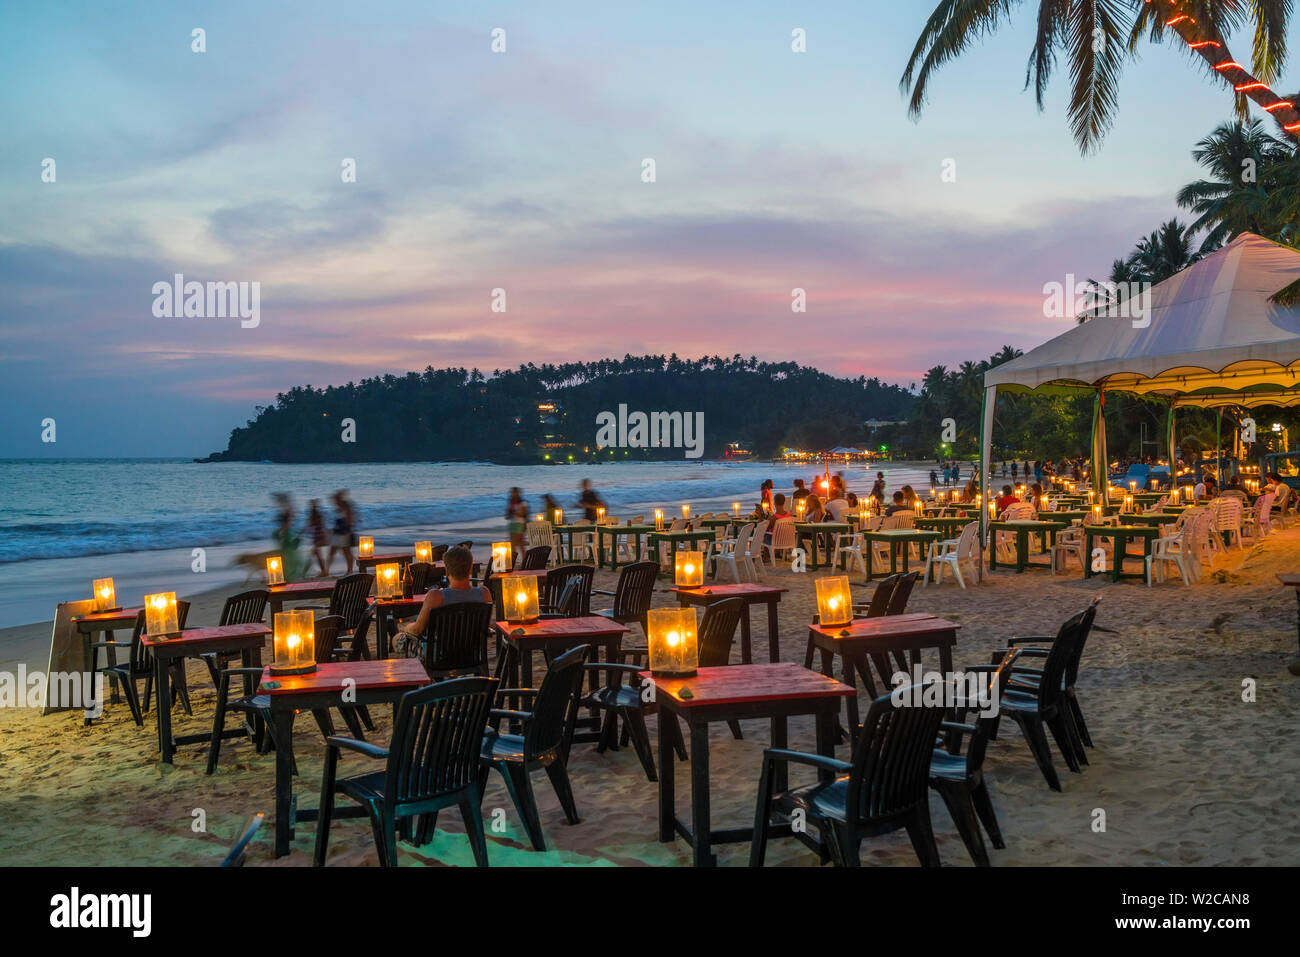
[978,234,1300,565]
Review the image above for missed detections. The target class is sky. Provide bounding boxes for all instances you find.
[0,1,1293,457]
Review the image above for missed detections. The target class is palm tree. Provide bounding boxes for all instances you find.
[902,2,1300,154]
[1176,119,1289,252]
[1128,220,1199,281]
[1078,221,1199,323]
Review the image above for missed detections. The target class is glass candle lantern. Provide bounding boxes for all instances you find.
[596,506,606,522]
[1091,505,1103,523]
[675,550,704,587]
[732,502,741,516]
[492,541,513,572]
[647,606,698,677]
[655,508,664,530]
[795,499,806,519]
[681,504,691,519]
[266,556,285,586]
[815,576,853,627]
[1129,480,1137,492]
[554,508,563,525]
[1087,489,1095,504]
[92,578,117,612]
[535,513,544,522]
[375,563,402,599]
[1123,495,1133,513]
[358,536,374,558]
[144,592,179,638]
[414,540,432,564]
[270,609,316,676]
[503,574,540,623]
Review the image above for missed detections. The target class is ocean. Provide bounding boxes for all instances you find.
[0,458,936,628]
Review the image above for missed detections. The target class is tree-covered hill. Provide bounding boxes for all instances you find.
[204,354,917,463]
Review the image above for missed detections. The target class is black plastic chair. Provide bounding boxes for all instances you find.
[202,589,269,688]
[750,682,947,867]
[479,645,589,851]
[219,812,265,867]
[1004,596,1100,753]
[407,562,437,594]
[579,599,747,783]
[421,600,493,679]
[990,603,1095,791]
[97,601,193,725]
[848,571,901,619]
[929,648,1022,866]
[521,545,551,570]
[542,564,594,616]
[593,561,658,637]
[314,676,496,867]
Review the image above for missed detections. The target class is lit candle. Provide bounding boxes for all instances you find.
[655,508,665,530]
[414,541,432,563]
[682,504,691,519]
[144,592,179,638]
[92,578,116,612]
[266,556,285,586]
[733,502,741,516]
[358,536,374,558]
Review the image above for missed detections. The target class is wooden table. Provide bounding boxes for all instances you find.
[794,522,851,569]
[988,520,1067,572]
[357,553,413,573]
[1275,574,1300,673]
[643,662,853,867]
[595,524,655,570]
[1124,513,1179,529]
[648,530,718,574]
[1083,524,1160,582]
[805,614,958,740]
[142,623,271,764]
[268,580,335,615]
[672,583,788,663]
[861,529,941,581]
[75,606,144,721]
[261,658,430,858]
[697,517,735,530]
[368,592,428,659]
[914,515,972,538]
[492,615,629,688]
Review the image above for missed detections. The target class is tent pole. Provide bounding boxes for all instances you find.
[1216,409,1223,481]
[978,385,997,584]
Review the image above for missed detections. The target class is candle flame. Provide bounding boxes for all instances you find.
[665,630,680,647]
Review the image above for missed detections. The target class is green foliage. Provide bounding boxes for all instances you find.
[206,355,916,463]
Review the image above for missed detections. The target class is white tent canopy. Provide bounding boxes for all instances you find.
[985,233,1300,407]
[976,233,1300,579]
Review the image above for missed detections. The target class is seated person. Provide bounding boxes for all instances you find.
[824,494,851,521]
[884,491,911,516]
[995,485,1019,513]
[397,545,491,641]
[845,491,859,509]
[763,494,793,547]
[960,478,978,504]
[802,494,826,522]
[791,479,810,502]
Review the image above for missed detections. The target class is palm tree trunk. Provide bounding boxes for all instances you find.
[1163,13,1300,143]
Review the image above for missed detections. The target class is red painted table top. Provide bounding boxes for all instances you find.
[641,662,853,708]
[672,583,788,600]
[259,658,430,695]
[369,592,429,607]
[1278,573,1300,588]
[269,580,335,595]
[808,614,958,640]
[75,606,143,625]
[142,622,270,649]
[499,568,548,577]
[495,615,630,638]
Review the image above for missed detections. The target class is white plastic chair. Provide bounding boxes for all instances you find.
[1147,518,1198,586]
[709,522,751,583]
[762,518,798,566]
[922,521,979,588]
[1050,524,1087,575]
[1215,497,1244,549]
[1244,492,1274,541]
[831,528,868,576]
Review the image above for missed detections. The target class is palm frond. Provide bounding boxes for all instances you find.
[901,0,1019,118]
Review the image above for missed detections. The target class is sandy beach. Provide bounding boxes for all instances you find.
[1,525,1297,868]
